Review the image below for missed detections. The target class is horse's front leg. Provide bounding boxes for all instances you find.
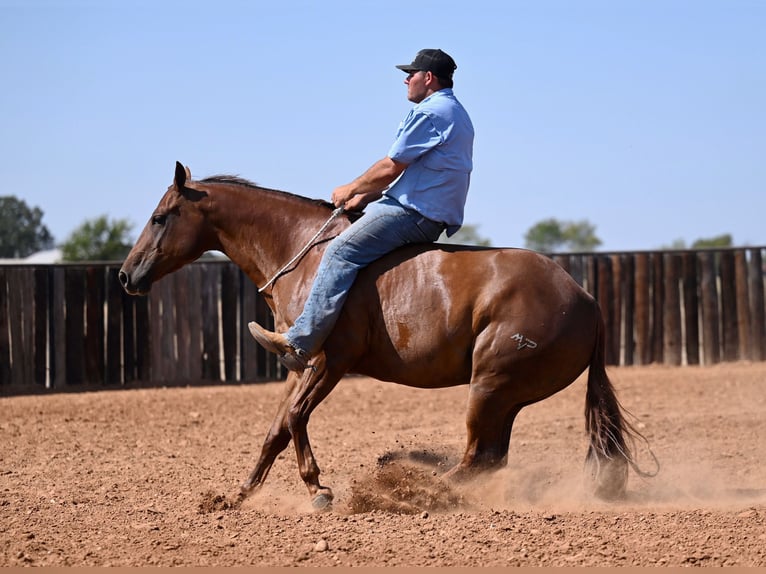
[239,372,301,501]
[286,356,342,509]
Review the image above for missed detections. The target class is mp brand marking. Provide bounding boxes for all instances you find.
[511,333,538,350]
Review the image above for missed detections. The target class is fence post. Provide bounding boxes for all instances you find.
[682,252,700,365]
[200,264,221,381]
[634,253,651,365]
[622,254,635,366]
[699,251,721,365]
[651,253,664,363]
[0,268,10,386]
[719,251,739,361]
[220,263,239,381]
[596,256,618,365]
[734,250,751,360]
[662,253,682,365]
[749,249,765,360]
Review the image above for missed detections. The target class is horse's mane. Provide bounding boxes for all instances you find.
[201,174,361,221]
[202,174,259,187]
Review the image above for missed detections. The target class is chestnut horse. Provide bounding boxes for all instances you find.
[120,162,650,509]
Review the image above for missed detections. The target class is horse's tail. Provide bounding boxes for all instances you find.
[584,303,658,499]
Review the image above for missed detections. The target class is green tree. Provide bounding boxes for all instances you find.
[660,238,689,250]
[439,223,492,246]
[692,233,733,249]
[524,218,566,252]
[0,196,54,258]
[524,218,602,252]
[60,215,134,261]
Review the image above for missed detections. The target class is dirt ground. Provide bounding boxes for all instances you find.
[2,362,766,567]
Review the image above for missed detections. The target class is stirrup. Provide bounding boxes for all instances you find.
[277,348,311,372]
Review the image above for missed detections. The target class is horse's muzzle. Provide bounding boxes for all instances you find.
[118,268,150,295]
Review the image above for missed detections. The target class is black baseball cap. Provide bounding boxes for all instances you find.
[396,49,457,79]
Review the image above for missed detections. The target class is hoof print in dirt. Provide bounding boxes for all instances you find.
[197,490,232,514]
[348,456,465,515]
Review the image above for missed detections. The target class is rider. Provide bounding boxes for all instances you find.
[248,48,475,371]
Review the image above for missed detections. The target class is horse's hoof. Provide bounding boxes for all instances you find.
[311,493,333,511]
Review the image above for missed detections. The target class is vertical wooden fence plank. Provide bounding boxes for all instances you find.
[749,249,765,360]
[0,268,11,387]
[200,264,221,381]
[21,269,35,385]
[149,282,167,381]
[85,266,105,384]
[662,253,682,365]
[585,255,597,296]
[173,270,192,381]
[553,254,570,275]
[622,254,635,366]
[186,265,203,381]
[682,253,700,365]
[220,263,239,381]
[568,254,584,287]
[596,256,617,365]
[719,251,739,361]
[240,272,260,381]
[33,267,50,387]
[634,253,651,365]
[63,268,86,385]
[8,268,32,386]
[51,267,66,388]
[132,291,151,381]
[734,250,751,360]
[65,268,86,385]
[162,278,177,381]
[699,251,721,365]
[106,267,124,385]
[610,255,623,365]
[651,253,664,364]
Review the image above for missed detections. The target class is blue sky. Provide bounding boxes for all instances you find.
[1,0,764,252]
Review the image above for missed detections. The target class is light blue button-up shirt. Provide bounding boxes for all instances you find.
[385,88,474,236]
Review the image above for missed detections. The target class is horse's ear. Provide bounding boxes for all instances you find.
[174,161,206,201]
[174,161,190,189]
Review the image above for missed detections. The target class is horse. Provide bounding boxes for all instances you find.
[119,161,651,509]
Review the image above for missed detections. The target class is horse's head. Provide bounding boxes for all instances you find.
[119,162,216,295]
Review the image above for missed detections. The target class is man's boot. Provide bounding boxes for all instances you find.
[248,322,310,372]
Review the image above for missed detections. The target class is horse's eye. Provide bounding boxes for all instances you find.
[152,214,167,226]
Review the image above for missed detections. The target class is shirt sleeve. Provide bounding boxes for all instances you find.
[387,112,443,164]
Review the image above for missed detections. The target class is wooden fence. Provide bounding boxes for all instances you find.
[1,247,764,394]
[0,261,284,394]
[551,248,765,366]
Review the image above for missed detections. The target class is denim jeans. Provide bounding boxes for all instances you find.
[286,196,445,355]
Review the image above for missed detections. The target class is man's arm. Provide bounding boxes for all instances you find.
[332,157,407,210]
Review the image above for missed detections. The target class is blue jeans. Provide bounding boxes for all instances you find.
[286,196,445,355]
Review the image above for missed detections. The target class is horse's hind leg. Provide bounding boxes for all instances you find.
[444,381,520,481]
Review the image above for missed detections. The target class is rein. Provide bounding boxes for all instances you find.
[258,207,345,293]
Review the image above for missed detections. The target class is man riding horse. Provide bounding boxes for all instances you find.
[248,48,475,371]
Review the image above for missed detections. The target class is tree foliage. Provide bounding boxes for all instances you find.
[0,196,54,258]
[661,234,733,250]
[439,223,492,246]
[60,215,134,262]
[524,218,602,253]
[691,233,733,249]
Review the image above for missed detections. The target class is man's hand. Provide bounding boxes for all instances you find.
[331,157,407,209]
[331,183,356,208]
[343,191,382,211]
